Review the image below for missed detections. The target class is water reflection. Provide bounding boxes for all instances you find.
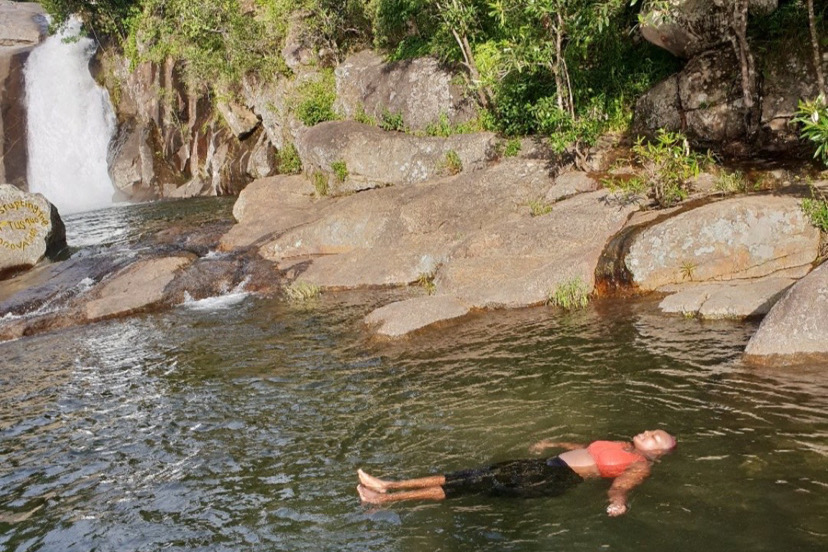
[1,265,826,550]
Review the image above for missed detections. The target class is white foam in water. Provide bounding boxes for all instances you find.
[25,16,117,214]
[181,278,251,311]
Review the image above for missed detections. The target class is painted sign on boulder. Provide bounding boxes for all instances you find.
[0,184,66,278]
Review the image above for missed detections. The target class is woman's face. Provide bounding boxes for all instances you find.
[633,430,676,453]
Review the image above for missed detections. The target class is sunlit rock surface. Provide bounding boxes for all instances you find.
[658,278,795,319]
[625,196,819,291]
[334,50,477,131]
[0,184,66,278]
[295,121,498,194]
[84,256,193,320]
[745,262,828,361]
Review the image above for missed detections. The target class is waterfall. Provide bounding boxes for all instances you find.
[25,16,117,214]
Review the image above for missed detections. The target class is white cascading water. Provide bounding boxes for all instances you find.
[25,16,117,214]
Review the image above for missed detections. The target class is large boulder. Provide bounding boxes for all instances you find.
[633,49,746,147]
[625,196,820,291]
[639,0,778,59]
[228,157,637,335]
[745,262,828,362]
[295,121,498,194]
[334,50,477,131]
[0,184,66,278]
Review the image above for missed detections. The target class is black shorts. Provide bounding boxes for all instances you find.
[442,456,583,499]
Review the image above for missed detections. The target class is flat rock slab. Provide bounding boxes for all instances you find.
[365,295,471,337]
[658,278,795,319]
[84,256,192,320]
[626,196,819,291]
[745,262,828,362]
[218,175,318,251]
[0,1,45,49]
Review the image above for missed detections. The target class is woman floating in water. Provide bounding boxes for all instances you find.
[357,429,676,516]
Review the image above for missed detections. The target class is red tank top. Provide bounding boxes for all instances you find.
[586,441,647,478]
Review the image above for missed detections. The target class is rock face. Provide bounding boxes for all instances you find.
[0,184,66,278]
[0,1,47,191]
[745,262,828,361]
[295,121,498,194]
[625,196,820,291]
[639,0,778,59]
[334,50,477,131]
[633,0,828,154]
[102,56,277,201]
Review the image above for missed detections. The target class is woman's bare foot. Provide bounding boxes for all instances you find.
[357,484,385,504]
[357,469,388,493]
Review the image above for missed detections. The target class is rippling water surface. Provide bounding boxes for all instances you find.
[1,200,827,551]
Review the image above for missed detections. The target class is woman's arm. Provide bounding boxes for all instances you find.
[606,461,651,516]
[529,440,586,454]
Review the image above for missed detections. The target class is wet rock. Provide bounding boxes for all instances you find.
[625,196,819,291]
[0,1,47,191]
[365,296,471,337]
[745,262,828,361]
[295,121,497,194]
[84,256,193,320]
[334,50,477,131]
[0,184,67,279]
[0,252,125,316]
[658,278,794,319]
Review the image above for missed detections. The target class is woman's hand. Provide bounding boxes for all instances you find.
[607,498,627,517]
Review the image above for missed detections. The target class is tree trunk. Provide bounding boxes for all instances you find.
[450,28,491,108]
[730,0,758,136]
[807,0,826,101]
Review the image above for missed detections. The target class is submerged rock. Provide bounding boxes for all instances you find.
[625,196,819,291]
[745,262,828,362]
[0,184,66,278]
[365,296,471,337]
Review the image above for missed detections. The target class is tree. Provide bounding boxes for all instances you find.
[729,0,759,136]
[807,0,826,101]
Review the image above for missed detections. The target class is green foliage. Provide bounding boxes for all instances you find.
[278,143,303,174]
[548,277,590,310]
[312,172,330,196]
[284,280,322,301]
[527,198,553,217]
[627,130,710,207]
[441,150,463,175]
[354,105,377,126]
[295,70,339,127]
[40,0,139,38]
[793,96,828,165]
[331,160,349,182]
[714,170,750,195]
[503,138,522,157]
[802,188,828,233]
[417,271,437,295]
[379,109,406,131]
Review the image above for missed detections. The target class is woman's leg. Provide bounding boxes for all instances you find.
[358,484,446,504]
[358,469,446,492]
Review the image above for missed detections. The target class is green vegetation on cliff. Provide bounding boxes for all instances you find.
[41,0,821,156]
